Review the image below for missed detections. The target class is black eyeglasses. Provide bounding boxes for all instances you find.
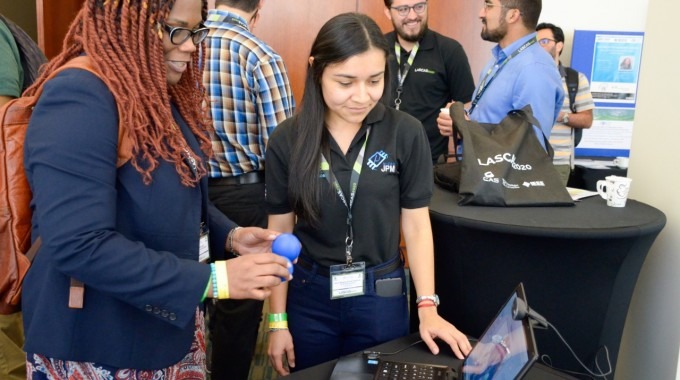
[538,38,557,46]
[391,2,428,17]
[161,23,209,46]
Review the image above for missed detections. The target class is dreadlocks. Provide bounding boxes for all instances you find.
[27,0,212,186]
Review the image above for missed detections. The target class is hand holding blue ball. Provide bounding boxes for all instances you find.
[272,233,301,277]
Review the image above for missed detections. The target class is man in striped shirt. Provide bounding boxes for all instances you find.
[537,23,594,185]
[203,1,295,379]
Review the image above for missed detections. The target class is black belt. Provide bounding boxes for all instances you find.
[296,255,403,278]
[209,171,264,186]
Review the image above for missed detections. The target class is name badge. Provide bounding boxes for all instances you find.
[198,231,210,263]
[329,261,365,299]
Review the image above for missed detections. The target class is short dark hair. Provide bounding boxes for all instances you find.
[502,0,542,30]
[214,0,259,12]
[384,0,393,7]
[536,22,564,43]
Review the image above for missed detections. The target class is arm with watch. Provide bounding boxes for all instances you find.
[401,207,472,360]
[558,108,593,129]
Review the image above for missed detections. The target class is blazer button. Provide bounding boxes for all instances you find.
[153,307,161,314]
[145,305,153,312]
[169,313,177,321]
[161,309,169,318]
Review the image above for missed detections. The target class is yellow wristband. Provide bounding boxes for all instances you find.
[268,320,289,329]
[215,261,230,299]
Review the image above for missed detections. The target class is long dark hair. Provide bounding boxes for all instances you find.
[288,12,390,226]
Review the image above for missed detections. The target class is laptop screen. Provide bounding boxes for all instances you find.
[461,283,538,380]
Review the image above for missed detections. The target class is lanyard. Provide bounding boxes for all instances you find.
[393,42,419,110]
[468,37,537,115]
[319,127,371,266]
[171,123,199,180]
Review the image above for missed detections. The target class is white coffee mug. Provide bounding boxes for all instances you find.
[613,157,629,169]
[596,175,632,207]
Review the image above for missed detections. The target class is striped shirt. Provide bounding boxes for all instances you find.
[203,10,295,177]
[550,66,594,167]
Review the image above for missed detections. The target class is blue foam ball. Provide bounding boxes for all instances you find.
[272,233,301,262]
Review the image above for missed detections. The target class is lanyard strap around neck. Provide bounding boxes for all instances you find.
[172,123,199,180]
[468,37,537,115]
[394,42,419,110]
[319,127,371,265]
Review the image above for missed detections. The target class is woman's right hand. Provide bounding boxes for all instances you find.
[224,254,292,300]
[268,328,295,376]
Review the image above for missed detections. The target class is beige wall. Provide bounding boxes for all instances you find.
[612,0,680,378]
[541,1,679,379]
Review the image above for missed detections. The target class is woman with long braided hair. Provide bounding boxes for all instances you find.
[21,0,291,377]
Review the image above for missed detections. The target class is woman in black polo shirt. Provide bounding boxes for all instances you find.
[265,12,472,375]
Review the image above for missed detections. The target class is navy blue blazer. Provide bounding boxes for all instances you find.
[22,68,234,369]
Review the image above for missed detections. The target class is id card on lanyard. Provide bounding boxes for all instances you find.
[173,122,209,263]
[321,128,371,299]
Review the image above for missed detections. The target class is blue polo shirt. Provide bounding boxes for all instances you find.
[469,32,564,149]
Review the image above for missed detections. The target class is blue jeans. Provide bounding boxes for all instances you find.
[287,255,408,371]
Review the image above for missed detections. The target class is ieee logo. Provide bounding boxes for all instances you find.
[367,151,388,170]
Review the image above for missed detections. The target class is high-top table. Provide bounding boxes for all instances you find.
[409,185,666,377]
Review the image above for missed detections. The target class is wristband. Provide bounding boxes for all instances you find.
[210,263,218,299]
[417,301,437,308]
[268,313,288,330]
[269,320,289,330]
[268,327,289,333]
[268,313,288,322]
[201,277,211,302]
[214,261,230,299]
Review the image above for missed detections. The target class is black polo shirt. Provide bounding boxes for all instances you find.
[385,29,475,162]
[266,103,432,267]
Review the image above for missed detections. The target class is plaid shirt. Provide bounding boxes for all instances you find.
[203,10,295,177]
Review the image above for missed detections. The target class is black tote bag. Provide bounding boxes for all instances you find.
[448,102,573,207]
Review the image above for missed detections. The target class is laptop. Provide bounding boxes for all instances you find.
[331,283,539,380]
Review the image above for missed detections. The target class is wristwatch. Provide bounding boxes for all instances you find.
[562,113,570,124]
[415,294,440,307]
[492,334,511,356]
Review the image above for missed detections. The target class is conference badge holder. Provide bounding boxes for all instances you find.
[330,262,366,299]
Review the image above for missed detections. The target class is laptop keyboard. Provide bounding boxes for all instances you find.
[374,360,452,380]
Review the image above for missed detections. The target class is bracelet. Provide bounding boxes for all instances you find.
[417,301,436,309]
[227,226,242,256]
[268,327,289,333]
[268,312,288,329]
[269,320,289,329]
[214,261,230,299]
[201,276,211,302]
[268,313,288,322]
[210,263,218,299]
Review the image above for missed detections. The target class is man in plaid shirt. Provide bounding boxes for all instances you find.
[202,1,295,379]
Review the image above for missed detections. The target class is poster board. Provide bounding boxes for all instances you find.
[570,31,644,158]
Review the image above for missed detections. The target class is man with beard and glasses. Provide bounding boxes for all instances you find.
[384,0,475,164]
[536,22,594,185]
[437,0,563,151]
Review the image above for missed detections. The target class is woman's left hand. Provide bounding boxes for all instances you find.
[418,307,472,360]
[230,227,280,255]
